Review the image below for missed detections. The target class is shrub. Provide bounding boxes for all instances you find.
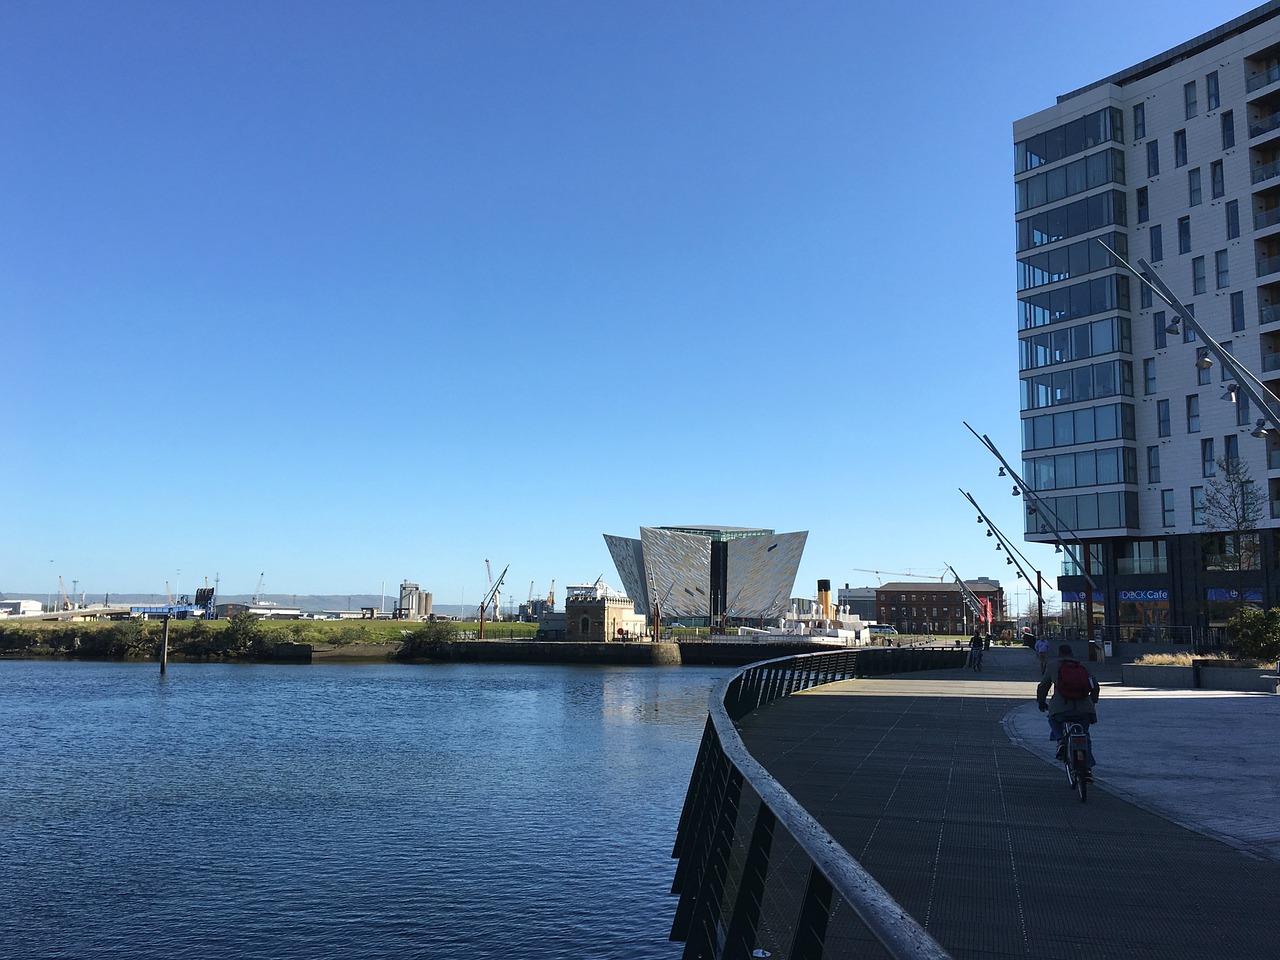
[395,620,457,660]
[1226,606,1280,662]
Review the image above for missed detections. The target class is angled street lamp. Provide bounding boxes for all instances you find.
[960,489,1045,636]
[965,422,1102,642]
[1099,239,1280,439]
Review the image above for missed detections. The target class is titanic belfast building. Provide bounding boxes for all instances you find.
[604,525,807,625]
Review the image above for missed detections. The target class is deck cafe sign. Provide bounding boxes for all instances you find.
[1117,589,1169,602]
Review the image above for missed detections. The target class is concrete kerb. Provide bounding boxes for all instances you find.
[972,645,1280,862]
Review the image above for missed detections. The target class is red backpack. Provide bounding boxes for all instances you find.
[1056,659,1092,700]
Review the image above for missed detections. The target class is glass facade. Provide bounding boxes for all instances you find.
[1024,445,1138,491]
[1014,148,1125,213]
[1017,232,1126,291]
[1018,316,1130,371]
[1022,402,1136,451]
[1024,490,1139,533]
[1018,275,1130,329]
[1015,189,1125,251]
[1020,359,1133,411]
[1014,107,1123,173]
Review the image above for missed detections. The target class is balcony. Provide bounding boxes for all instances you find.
[1258,206,1280,231]
[1269,447,1280,471]
[1259,254,1280,277]
[1265,354,1280,373]
[1248,63,1280,93]
[1253,159,1280,184]
[1262,305,1280,325]
[1271,499,1280,520]
[1252,110,1280,139]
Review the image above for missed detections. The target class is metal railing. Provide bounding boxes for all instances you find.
[1247,64,1280,93]
[669,647,961,960]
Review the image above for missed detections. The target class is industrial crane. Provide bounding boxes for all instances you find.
[477,563,509,639]
[58,576,73,611]
[253,572,265,605]
[484,560,502,623]
[547,580,555,610]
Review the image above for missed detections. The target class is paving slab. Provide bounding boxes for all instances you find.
[736,644,1280,959]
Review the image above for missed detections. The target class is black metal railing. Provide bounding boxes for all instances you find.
[669,647,961,960]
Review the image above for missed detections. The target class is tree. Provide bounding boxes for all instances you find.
[395,619,458,660]
[1202,455,1264,571]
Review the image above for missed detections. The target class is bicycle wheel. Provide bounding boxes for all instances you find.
[1073,757,1088,802]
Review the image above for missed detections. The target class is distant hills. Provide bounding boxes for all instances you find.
[1,591,471,618]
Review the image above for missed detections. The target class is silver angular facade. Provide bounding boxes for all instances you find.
[603,526,807,620]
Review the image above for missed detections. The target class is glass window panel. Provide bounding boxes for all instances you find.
[1073,408,1094,443]
[1077,494,1100,530]
[1047,165,1068,202]
[1072,365,1092,400]
[1082,320,1103,357]
[1098,492,1122,528]
[1076,451,1097,486]
[1222,110,1235,149]
[1057,454,1076,488]
[1069,156,1090,193]
[1097,449,1120,484]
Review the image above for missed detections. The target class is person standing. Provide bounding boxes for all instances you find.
[1033,632,1051,673]
[968,631,984,672]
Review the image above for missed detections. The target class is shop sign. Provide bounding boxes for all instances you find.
[1205,588,1263,602]
[1118,589,1168,602]
[1060,591,1104,603]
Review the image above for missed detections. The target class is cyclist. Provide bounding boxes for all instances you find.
[1036,642,1099,774]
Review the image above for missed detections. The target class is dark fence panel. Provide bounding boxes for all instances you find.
[670,646,962,960]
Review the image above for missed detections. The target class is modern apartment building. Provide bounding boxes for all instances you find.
[1014,2,1280,636]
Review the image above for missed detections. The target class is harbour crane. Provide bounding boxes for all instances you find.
[253,572,265,604]
[847,567,947,586]
[58,576,73,611]
[485,560,501,623]
[477,564,509,639]
[165,581,174,605]
[547,579,555,610]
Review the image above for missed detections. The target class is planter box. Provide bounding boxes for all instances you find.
[1123,662,1278,692]
[1121,663,1193,688]
[1195,664,1278,693]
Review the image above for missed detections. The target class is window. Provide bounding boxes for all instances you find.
[1154,312,1167,348]
[1143,357,1157,394]
[1150,224,1163,261]
[1216,249,1230,289]
[1174,130,1187,167]
[1222,110,1235,149]
[1196,346,1210,385]
[1187,394,1200,432]
[1238,390,1252,427]
[1225,434,1240,473]
[1211,160,1224,198]
[1157,398,1171,436]
[1226,199,1240,239]
[579,615,590,634]
[1221,340,1234,382]
[1188,167,1201,205]
[1136,185,1149,222]
[1184,304,1197,342]
[1134,102,1146,140]
[1147,445,1160,483]
[1191,486,1205,525]
[1147,140,1160,177]
[1202,438,1215,476]
[1184,81,1197,119]
[1178,216,1192,254]
[1162,489,1175,526]
[1207,71,1220,111]
[1141,284,1153,309]
[1192,256,1206,295]
[1231,290,1245,331]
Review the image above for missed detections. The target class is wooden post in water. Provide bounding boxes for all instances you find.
[160,614,170,675]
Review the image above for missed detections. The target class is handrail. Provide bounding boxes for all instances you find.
[670,647,958,960]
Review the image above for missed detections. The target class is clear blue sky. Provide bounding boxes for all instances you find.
[1,0,1246,610]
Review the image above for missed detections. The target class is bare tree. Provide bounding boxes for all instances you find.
[1202,456,1265,571]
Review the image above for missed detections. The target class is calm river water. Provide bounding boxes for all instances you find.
[0,660,727,960]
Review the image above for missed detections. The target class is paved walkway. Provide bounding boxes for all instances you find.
[737,644,1280,959]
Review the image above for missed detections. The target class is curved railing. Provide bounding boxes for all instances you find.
[669,646,961,960]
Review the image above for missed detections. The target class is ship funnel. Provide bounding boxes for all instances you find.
[817,579,832,621]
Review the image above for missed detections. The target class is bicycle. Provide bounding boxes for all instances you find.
[1055,712,1092,803]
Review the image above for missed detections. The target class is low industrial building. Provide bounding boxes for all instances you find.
[564,582,647,641]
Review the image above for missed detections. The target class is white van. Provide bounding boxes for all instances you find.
[867,624,899,638]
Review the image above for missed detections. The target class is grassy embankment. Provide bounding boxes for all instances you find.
[0,616,538,662]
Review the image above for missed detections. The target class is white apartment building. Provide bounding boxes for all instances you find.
[1014,2,1280,636]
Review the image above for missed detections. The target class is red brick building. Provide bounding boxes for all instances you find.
[875,580,1006,635]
